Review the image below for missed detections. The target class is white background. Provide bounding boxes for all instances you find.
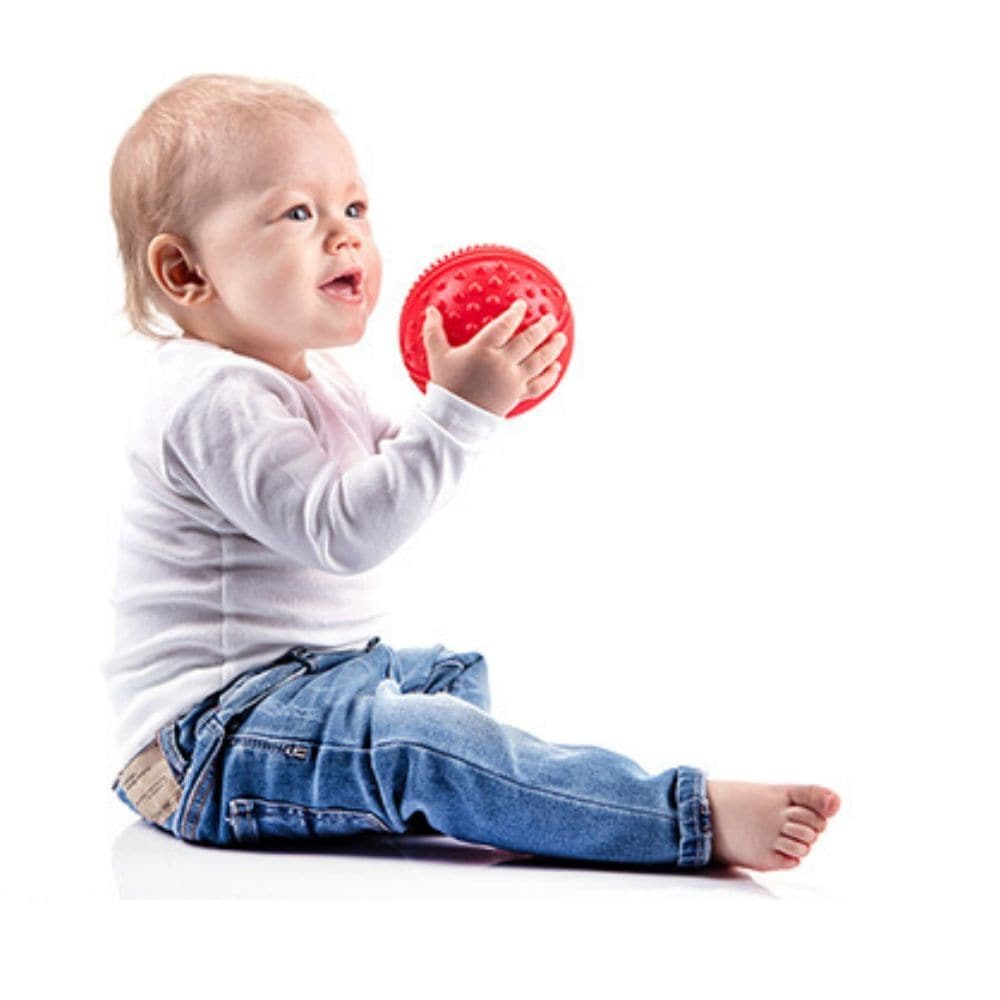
[1,0,995,992]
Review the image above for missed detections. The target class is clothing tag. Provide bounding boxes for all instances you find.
[115,739,182,826]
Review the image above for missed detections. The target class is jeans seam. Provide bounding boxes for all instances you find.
[372,738,678,822]
[228,797,392,835]
[158,725,187,783]
[179,718,224,841]
[229,733,367,750]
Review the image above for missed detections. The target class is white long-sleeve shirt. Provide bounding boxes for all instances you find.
[101,335,503,771]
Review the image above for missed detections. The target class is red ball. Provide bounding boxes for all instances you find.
[399,244,574,418]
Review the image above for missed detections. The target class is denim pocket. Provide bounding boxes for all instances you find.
[228,798,390,845]
[176,661,313,843]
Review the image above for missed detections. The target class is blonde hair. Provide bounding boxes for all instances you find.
[109,73,333,340]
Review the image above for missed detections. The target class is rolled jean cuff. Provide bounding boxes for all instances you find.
[675,765,713,868]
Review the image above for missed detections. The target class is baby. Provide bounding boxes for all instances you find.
[104,73,839,871]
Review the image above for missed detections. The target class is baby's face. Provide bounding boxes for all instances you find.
[183,113,382,376]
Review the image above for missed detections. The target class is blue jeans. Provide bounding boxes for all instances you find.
[113,639,713,867]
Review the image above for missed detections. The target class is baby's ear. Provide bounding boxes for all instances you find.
[148,234,211,305]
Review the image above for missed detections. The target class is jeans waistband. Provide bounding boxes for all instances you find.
[288,635,381,665]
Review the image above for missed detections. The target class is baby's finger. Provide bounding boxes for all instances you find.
[504,312,559,363]
[522,360,562,399]
[421,305,448,361]
[520,331,567,378]
[475,299,529,348]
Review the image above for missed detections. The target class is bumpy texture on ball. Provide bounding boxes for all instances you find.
[399,244,574,418]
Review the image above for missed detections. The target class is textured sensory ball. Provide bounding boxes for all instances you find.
[399,244,574,418]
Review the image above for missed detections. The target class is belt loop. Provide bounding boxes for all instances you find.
[159,724,186,781]
[366,636,381,652]
[288,645,316,668]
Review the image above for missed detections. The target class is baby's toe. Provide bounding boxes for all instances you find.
[774,835,810,858]
[789,784,840,819]
[782,820,817,845]
[785,806,827,833]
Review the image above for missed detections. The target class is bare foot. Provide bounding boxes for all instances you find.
[706,780,841,871]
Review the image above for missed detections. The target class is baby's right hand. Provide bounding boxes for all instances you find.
[422,299,566,417]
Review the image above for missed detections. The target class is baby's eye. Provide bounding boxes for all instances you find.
[282,201,367,222]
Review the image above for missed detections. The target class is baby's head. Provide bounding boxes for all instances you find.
[110,73,382,380]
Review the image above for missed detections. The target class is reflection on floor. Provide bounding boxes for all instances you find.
[111,821,784,899]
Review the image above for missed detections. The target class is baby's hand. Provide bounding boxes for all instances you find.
[422,299,566,417]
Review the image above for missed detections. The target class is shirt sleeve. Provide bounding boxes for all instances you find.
[162,371,503,575]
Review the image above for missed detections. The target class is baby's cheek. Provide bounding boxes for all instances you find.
[365,259,383,311]
[242,259,297,308]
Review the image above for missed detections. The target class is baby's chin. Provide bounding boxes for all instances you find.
[313,321,368,349]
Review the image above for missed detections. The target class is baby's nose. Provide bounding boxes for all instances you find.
[326,230,362,251]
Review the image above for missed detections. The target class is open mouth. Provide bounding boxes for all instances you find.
[319,270,363,304]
